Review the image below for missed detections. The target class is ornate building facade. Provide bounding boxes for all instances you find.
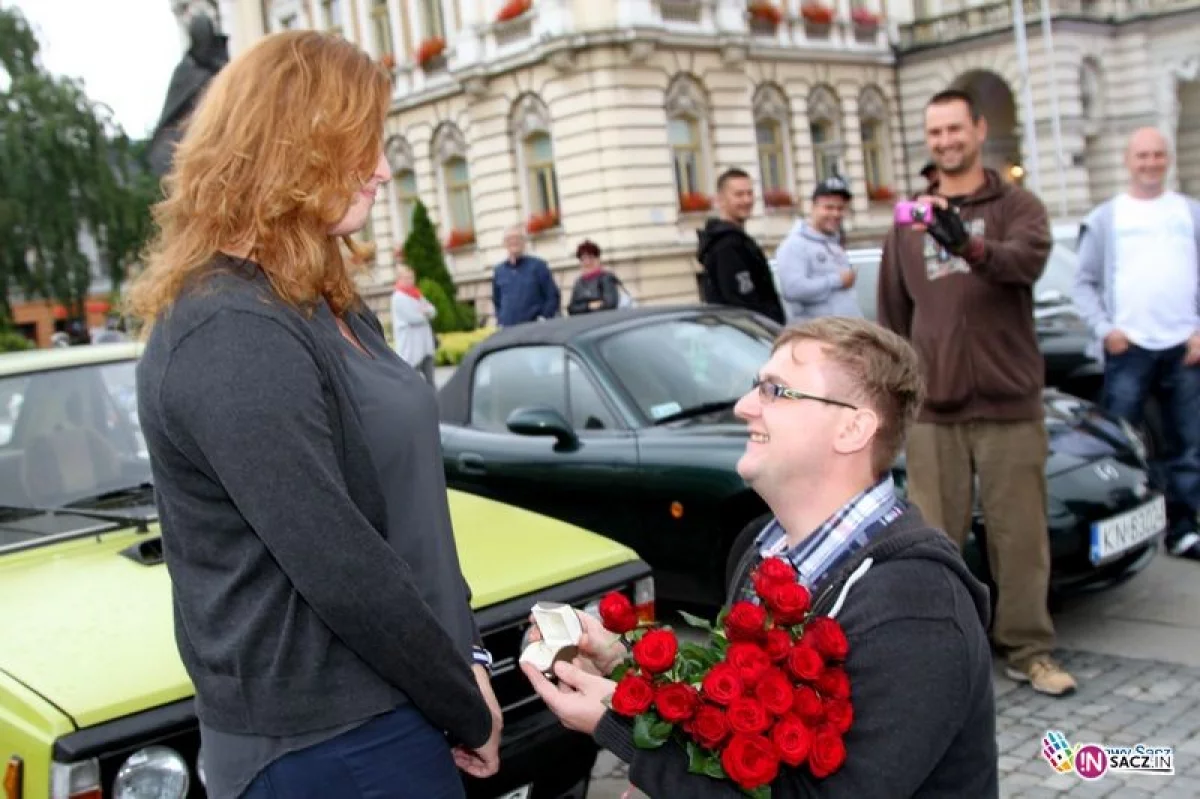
[213,0,1199,321]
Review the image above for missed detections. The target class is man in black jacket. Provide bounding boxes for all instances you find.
[698,168,786,323]
[523,317,998,798]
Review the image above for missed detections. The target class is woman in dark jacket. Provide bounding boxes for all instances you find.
[128,31,499,799]
[568,240,624,314]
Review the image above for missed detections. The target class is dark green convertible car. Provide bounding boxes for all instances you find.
[438,306,1164,610]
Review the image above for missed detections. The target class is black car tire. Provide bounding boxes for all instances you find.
[724,513,773,595]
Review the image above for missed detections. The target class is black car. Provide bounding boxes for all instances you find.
[438,306,1164,610]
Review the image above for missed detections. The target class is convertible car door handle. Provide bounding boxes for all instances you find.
[458,453,487,475]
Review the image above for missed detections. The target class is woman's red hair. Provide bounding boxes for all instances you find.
[128,31,392,327]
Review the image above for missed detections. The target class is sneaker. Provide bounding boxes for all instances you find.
[1165,529,1200,561]
[1005,657,1078,697]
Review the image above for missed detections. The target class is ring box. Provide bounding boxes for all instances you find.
[519,601,583,679]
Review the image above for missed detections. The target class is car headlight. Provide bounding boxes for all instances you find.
[113,745,189,799]
[1118,418,1148,462]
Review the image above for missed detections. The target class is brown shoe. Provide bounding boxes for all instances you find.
[1005,657,1078,697]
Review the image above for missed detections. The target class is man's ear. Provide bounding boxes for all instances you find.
[834,408,879,457]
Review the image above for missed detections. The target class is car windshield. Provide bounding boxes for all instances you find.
[0,360,151,535]
[598,314,775,423]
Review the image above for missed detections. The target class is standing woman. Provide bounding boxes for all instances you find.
[128,32,500,799]
[391,264,439,384]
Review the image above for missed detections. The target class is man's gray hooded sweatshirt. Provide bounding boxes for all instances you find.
[775,219,862,322]
[594,505,999,798]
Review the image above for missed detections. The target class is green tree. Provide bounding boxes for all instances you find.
[402,200,474,331]
[0,7,157,326]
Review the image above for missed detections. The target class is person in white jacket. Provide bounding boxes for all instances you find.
[390,265,438,383]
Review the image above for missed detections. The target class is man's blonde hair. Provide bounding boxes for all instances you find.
[773,317,925,475]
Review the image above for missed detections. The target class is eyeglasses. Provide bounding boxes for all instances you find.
[751,376,858,410]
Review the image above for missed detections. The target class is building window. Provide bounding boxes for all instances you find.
[669,117,703,196]
[280,13,296,29]
[524,133,560,216]
[420,0,446,40]
[444,157,474,231]
[858,85,893,199]
[396,169,419,233]
[322,0,343,36]
[386,134,419,239]
[432,123,474,234]
[511,94,561,228]
[665,74,712,208]
[807,85,843,183]
[752,83,793,207]
[371,0,393,55]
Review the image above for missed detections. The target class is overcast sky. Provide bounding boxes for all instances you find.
[13,0,184,138]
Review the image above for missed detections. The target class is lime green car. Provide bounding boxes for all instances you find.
[0,343,653,799]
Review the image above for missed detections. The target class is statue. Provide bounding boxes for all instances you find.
[147,12,229,177]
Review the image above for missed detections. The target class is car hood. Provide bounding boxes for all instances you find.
[0,491,637,729]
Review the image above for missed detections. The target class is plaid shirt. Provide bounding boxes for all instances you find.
[740,475,903,600]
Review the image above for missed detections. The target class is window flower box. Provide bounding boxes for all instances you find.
[801,3,834,37]
[526,210,560,235]
[868,185,895,202]
[851,8,880,42]
[679,192,713,213]
[747,1,784,34]
[763,189,795,209]
[445,228,476,250]
[416,37,446,70]
[496,0,532,23]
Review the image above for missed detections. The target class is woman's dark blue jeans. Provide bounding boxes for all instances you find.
[1102,342,1200,520]
[240,705,466,799]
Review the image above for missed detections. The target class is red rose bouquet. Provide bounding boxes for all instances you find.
[597,557,851,798]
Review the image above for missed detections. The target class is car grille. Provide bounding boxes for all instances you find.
[482,618,544,725]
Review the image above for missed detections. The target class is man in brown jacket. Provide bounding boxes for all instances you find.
[877,88,1077,696]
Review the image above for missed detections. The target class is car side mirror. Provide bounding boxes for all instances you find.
[506,406,579,449]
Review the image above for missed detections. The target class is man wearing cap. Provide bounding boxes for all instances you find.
[773,176,862,322]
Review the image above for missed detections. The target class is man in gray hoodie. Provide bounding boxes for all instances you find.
[775,176,862,322]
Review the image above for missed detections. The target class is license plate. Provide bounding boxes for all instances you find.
[495,786,531,799]
[1090,496,1166,565]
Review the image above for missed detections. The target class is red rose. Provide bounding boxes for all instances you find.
[597,591,638,634]
[809,728,847,778]
[824,699,854,733]
[764,628,792,663]
[686,704,730,750]
[726,696,771,735]
[753,668,795,717]
[752,557,797,599]
[816,667,851,700]
[806,616,849,661]
[771,714,814,767]
[724,601,768,642]
[610,673,654,717]
[654,682,700,724]
[792,685,824,724]
[786,643,824,682]
[721,733,781,790]
[726,642,772,689]
[632,629,678,674]
[701,663,743,706]
[766,582,812,626]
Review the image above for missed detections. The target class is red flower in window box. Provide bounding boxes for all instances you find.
[747,1,784,26]
[379,52,396,70]
[526,210,560,235]
[416,37,446,68]
[851,8,880,26]
[445,228,476,250]
[868,185,895,201]
[800,4,834,24]
[496,0,532,23]
[763,190,795,209]
[679,192,713,213]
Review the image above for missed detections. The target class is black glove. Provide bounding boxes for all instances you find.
[925,203,972,255]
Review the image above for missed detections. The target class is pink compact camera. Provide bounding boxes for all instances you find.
[894,200,935,226]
